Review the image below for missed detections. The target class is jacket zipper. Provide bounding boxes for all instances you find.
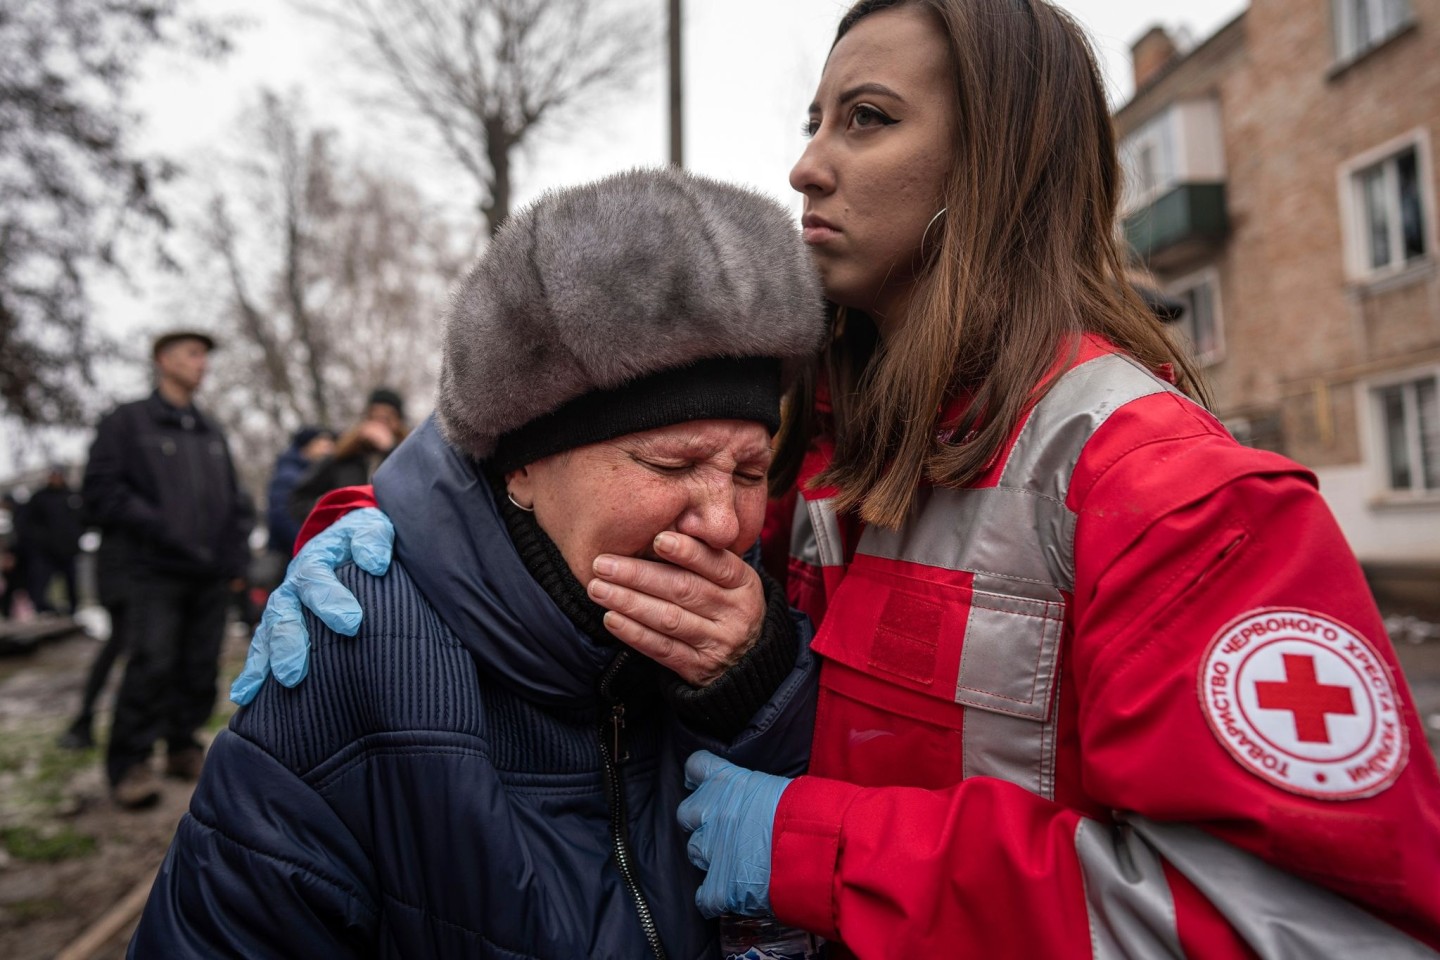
[598,650,668,960]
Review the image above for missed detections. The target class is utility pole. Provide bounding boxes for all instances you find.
[668,0,683,167]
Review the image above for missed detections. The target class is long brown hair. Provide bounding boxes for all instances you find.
[771,0,1208,528]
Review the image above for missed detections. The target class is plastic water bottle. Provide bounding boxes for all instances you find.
[719,914,825,959]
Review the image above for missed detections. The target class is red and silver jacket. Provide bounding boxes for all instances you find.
[769,336,1440,958]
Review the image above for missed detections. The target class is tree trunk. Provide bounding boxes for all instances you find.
[482,118,513,237]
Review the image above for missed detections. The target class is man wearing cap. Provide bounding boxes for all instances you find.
[82,330,250,808]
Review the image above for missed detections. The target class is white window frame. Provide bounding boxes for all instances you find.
[1164,266,1225,366]
[1332,0,1414,63]
[1337,129,1436,282]
[1121,111,1177,215]
[1359,364,1440,503]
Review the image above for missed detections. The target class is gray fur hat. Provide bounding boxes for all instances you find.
[436,167,825,470]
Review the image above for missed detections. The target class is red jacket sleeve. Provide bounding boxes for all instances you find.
[293,486,378,555]
[770,408,1440,957]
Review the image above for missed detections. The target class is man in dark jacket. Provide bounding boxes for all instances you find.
[130,170,825,958]
[83,330,249,808]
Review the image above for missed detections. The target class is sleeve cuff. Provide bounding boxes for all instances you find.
[661,566,798,741]
[770,775,862,942]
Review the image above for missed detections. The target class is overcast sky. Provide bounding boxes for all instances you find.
[133,0,1249,209]
[3,0,1248,478]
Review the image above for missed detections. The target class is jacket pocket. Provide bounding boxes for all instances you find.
[809,560,1065,794]
[951,587,1065,722]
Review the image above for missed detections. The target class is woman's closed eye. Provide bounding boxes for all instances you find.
[734,469,767,486]
[637,458,767,487]
[640,459,692,475]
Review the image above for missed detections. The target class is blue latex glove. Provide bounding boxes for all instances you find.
[229,507,394,705]
[677,750,791,918]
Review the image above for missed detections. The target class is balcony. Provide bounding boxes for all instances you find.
[1124,182,1228,270]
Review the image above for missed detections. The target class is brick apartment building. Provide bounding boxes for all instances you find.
[1115,0,1440,609]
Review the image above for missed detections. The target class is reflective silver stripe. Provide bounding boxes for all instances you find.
[960,679,1059,798]
[997,353,1177,593]
[859,485,1070,598]
[1000,352,1179,495]
[858,353,1177,591]
[1129,816,1440,959]
[857,354,1180,795]
[957,580,1065,718]
[789,498,822,569]
[1074,819,1184,960]
[959,576,1065,798]
[804,497,846,568]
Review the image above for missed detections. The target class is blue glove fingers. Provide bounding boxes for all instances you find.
[266,586,312,687]
[229,509,389,703]
[348,509,394,577]
[694,861,771,917]
[684,749,732,791]
[678,750,788,917]
[685,826,710,871]
[290,548,363,636]
[677,788,706,832]
[229,615,274,705]
[695,874,730,919]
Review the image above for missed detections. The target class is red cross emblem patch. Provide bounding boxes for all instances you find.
[1198,608,1408,799]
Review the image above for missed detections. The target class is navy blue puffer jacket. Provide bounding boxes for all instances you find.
[130,419,817,959]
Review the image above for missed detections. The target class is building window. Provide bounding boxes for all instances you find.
[1166,270,1223,365]
[1348,142,1429,276]
[1375,375,1439,494]
[1121,111,1177,213]
[1333,0,1413,62]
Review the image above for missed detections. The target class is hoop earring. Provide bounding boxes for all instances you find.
[921,207,947,255]
[506,491,534,513]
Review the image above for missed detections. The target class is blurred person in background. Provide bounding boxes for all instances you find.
[288,388,407,524]
[241,425,338,623]
[19,466,83,615]
[82,330,250,808]
[58,495,131,751]
[1,493,26,620]
[266,426,335,559]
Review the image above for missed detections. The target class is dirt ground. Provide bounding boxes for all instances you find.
[0,617,248,960]
[0,611,1438,960]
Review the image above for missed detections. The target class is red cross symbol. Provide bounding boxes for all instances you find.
[1255,654,1356,743]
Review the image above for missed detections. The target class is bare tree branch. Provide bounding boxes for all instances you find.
[296,0,653,236]
[206,193,302,424]
[181,92,461,494]
[0,0,233,426]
